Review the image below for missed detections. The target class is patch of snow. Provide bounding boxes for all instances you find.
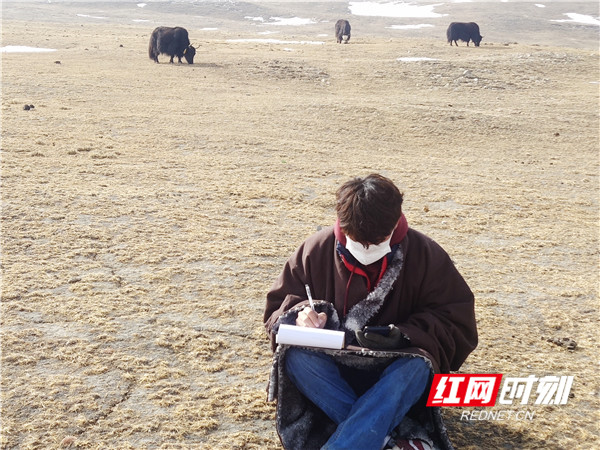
[397,56,438,62]
[1,45,57,53]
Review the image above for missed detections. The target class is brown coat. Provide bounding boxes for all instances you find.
[264,226,477,373]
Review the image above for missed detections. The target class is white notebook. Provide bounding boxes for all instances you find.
[276,324,345,349]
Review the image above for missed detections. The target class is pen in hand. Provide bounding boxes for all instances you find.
[299,283,326,328]
[305,284,315,311]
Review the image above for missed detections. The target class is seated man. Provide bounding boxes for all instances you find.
[265,174,478,450]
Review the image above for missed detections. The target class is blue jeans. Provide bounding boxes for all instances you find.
[285,347,430,450]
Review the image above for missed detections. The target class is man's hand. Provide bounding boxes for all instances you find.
[296,306,327,328]
[355,325,410,349]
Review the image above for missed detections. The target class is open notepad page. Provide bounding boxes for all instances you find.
[276,324,345,349]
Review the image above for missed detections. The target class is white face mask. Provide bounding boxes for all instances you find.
[345,235,392,266]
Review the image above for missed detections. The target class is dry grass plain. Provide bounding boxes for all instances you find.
[1,1,599,449]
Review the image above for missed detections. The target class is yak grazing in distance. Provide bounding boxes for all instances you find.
[335,19,351,44]
[149,26,196,64]
[446,22,483,47]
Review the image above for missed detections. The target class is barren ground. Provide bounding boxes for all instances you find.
[1,1,599,449]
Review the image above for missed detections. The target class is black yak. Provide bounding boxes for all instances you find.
[149,26,196,64]
[335,19,351,44]
[446,22,483,47]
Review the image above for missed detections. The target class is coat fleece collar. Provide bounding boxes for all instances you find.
[341,247,404,341]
